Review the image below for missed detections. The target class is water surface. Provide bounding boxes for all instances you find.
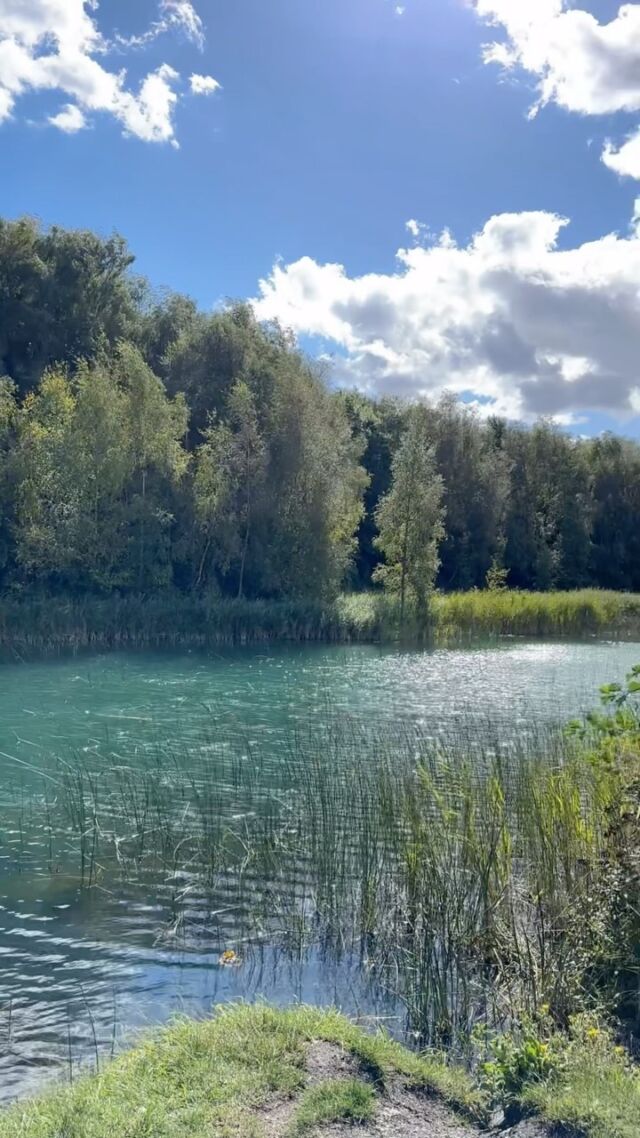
[0,640,637,1098]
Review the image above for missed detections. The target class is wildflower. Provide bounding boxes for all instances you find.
[586,1026,599,1041]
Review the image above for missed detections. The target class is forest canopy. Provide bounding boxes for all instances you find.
[1,215,639,600]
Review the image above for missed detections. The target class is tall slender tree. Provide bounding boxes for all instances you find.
[374,406,445,624]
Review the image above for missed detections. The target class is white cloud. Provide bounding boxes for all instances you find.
[475,2,640,177]
[0,0,217,143]
[254,210,640,423]
[190,74,221,96]
[117,1,205,51]
[48,102,87,133]
[604,126,640,179]
[158,1,205,48]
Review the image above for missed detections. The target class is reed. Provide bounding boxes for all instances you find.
[0,593,373,658]
[1,587,638,657]
[433,588,640,640]
[31,708,623,1051]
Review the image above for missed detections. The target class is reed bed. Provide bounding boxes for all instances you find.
[0,594,372,658]
[18,710,625,1052]
[434,588,640,640]
[1,588,638,657]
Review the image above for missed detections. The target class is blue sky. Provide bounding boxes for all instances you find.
[1,1,640,434]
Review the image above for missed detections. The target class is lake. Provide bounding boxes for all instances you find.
[0,639,638,1099]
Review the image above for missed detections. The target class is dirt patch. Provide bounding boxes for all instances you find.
[259,1041,362,1137]
[259,1039,555,1138]
[306,1041,361,1085]
[317,1084,479,1138]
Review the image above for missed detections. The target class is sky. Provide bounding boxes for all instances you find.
[1,1,640,435]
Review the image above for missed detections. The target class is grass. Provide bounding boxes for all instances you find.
[0,593,372,657]
[0,587,639,656]
[289,1079,375,1133]
[35,708,622,1045]
[0,1005,483,1138]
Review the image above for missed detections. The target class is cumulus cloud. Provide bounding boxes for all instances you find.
[474,2,640,178]
[47,102,87,133]
[0,0,218,144]
[254,210,640,423]
[190,74,221,96]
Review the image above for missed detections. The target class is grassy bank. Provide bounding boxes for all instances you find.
[434,587,640,639]
[0,588,639,656]
[0,1004,482,1137]
[1,1005,638,1138]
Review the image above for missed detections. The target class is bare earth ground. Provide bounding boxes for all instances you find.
[260,1042,552,1138]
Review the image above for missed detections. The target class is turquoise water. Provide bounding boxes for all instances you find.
[0,639,638,1099]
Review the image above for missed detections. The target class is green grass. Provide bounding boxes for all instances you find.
[334,589,640,643]
[0,1005,483,1138]
[289,1079,375,1133]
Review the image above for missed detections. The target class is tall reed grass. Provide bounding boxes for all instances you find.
[433,588,640,640]
[28,708,626,1051]
[1,588,638,657]
[0,593,371,657]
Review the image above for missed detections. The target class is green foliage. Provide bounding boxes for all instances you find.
[485,560,509,591]
[477,1015,557,1109]
[433,587,640,640]
[1,215,640,604]
[0,217,137,394]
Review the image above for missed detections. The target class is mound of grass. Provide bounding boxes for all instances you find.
[292,1006,485,1116]
[0,1005,482,1138]
[290,1079,375,1133]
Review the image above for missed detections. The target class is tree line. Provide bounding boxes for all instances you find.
[1,216,639,602]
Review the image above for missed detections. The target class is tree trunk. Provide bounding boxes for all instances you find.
[238,465,251,600]
[196,536,211,588]
[138,467,146,590]
[400,515,409,626]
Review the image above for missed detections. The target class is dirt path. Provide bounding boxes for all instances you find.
[259,1041,552,1138]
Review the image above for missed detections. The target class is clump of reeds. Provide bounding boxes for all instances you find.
[433,589,640,641]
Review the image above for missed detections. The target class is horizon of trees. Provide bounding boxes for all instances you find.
[1,215,640,600]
